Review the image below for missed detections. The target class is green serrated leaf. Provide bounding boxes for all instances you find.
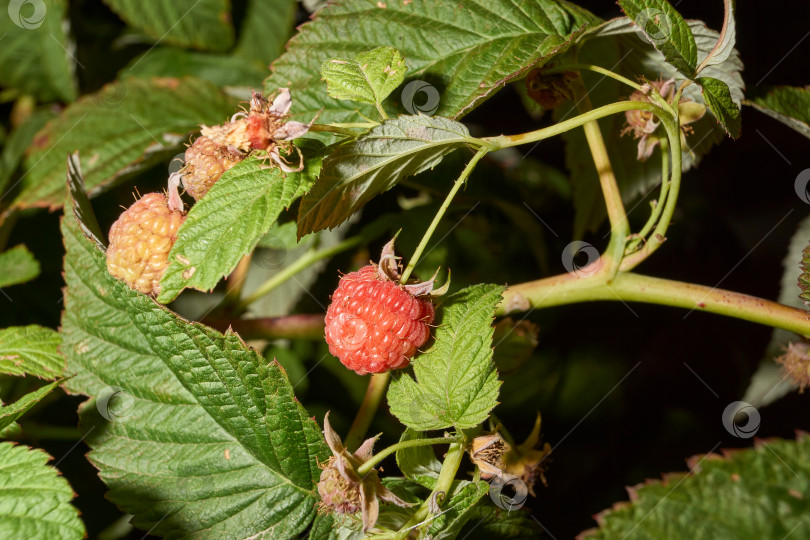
[62,196,329,538]
[396,428,443,488]
[618,0,697,77]
[265,0,598,126]
[0,442,85,539]
[0,379,63,432]
[103,0,234,51]
[0,245,40,288]
[0,0,77,103]
[565,19,743,235]
[388,284,503,431]
[583,436,810,539]
[13,77,236,211]
[297,115,473,237]
[458,505,543,539]
[122,47,267,88]
[159,144,323,302]
[748,86,810,140]
[0,325,63,379]
[234,0,297,67]
[0,108,56,197]
[321,46,407,112]
[698,76,742,138]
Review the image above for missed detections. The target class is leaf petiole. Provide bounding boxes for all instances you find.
[628,135,670,253]
[399,147,489,283]
[545,63,644,92]
[355,434,463,476]
[483,100,670,150]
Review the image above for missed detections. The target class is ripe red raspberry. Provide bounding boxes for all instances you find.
[325,265,435,375]
[182,136,243,200]
[106,193,185,295]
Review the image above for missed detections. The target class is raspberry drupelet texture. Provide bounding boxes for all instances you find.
[325,265,435,375]
[106,193,185,296]
[182,136,243,200]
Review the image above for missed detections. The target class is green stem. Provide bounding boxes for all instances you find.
[629,135,670,252]
[432,441,465,496]
[498,271,810,337]
[356,435,462,476]
[619,114,682,271]
[572,82,630,279]
[345,372,390,451]
[391,441,466,539]
[375,102,389,121]
[236,235,364,310]
[546,63,644,92]
[483,101,668,151]
[400,148,488,283]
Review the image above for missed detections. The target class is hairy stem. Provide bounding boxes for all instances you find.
[345,372,391,451]
[498,271,810,337]
[400,147,488,283]
[356,435,462,476]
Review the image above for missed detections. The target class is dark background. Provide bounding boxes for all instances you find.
[1,0,809,538]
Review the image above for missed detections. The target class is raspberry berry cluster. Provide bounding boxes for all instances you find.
[324,241,447,375]
[105,88,313,295]
[183,88,314,200]
[105,175,186,296]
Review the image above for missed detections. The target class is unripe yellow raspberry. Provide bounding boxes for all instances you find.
[181,136,243,200]
[106,193,185,295]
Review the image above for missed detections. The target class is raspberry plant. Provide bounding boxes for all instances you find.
[2,0,810,539]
